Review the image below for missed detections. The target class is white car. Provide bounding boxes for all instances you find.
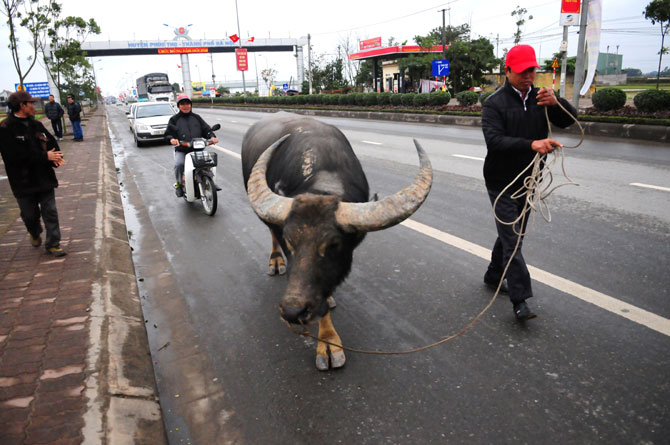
[127,102,177,147]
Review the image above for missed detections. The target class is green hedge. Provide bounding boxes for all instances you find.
[592,87,627,111]
[633,89,670,112]
[455,91,479,106]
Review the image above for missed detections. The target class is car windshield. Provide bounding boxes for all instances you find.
[135,104,175,118]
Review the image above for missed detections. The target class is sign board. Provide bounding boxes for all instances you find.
[14,82,50,98]
[236,48,248,71]
[560,0,581,26]
[360,37,382,51]
[552,58,560,69]
[209,88,216,97]
[432,60,450,77]
[282,83,288,92]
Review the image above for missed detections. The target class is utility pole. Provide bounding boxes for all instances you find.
[308,33,313,94]
[572,0,590,109]
[439,8,447,58]
[210,53,215,104]
[560,26,568,98]
[234,0,247,95]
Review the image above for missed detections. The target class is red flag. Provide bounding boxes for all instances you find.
[248,36,255,42]
[229,34,239,43]
[177,65,182,68]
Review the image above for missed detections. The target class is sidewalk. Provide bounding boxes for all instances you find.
[0,108,166,444]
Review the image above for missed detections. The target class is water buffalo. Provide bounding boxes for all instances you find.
[242,113,432,370]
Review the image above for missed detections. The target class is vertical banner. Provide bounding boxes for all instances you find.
[236,48,248,71]
[560,0,581,26]
[580,0,602,95]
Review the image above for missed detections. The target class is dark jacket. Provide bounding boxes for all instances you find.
[44,101,64,121]
[481,80,577,191]
[165,112,214,153]
[67,101,82,121]
[0,114,60,198]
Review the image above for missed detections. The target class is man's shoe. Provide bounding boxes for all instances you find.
[175,183,184,197]
[484,275,508,293]
[46,247,67,257]
[513,301,537,321]
[30,234,42,247]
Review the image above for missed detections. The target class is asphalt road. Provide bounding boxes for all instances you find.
[107,105,670,444]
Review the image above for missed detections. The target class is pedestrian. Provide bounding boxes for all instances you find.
[44,94,65,140]
[0,91,67,256]
[165,94,218,197]
[481,44,577,321]
[66,94,83,141]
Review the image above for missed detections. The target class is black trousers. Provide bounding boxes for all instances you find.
[16,190,61,249]
[50,118,63,138]
[486,188,532,304]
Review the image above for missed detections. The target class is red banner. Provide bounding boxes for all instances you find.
[360,37,382,51]
[561,0,580,13]
[236,48,248,71]
[158,47,208,54]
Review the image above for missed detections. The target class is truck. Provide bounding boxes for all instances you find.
[136,73,174,102]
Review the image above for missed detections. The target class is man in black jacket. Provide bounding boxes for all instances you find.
[66,94,83,141]
[44,94,65,140]
[165,94,218,197]
[481,44,577,321]
[0,91,67,256]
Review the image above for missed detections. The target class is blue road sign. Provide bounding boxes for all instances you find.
[14,82,50,98]
[282,83,289,92]
[432,60,450,77]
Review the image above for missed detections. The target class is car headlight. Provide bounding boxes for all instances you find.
[135,124,151,132]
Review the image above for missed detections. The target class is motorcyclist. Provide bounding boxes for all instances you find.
[165,94,219,197]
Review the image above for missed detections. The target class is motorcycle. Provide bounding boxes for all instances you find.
[179,123,221,216]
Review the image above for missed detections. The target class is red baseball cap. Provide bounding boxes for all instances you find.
[505,45,540,73]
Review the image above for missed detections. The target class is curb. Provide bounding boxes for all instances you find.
[195,105,670,143]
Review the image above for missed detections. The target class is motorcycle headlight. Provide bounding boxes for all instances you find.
[192,140,206,149]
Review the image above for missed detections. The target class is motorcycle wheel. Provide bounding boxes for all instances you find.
[201,175,217,216]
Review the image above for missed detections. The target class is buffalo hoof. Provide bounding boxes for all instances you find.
[315,350,346,371]
[278,264,286,275]
[327,296,336,309]
[267,257,287,276]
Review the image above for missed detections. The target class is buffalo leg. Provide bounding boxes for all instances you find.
[268,230,286,276]
[316,312,345,371]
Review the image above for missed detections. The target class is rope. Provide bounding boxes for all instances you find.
[286,99,585,356]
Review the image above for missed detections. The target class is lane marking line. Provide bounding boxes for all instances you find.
[630,182,670,192]
[361,140,382,145]
[213,146,670,337]
[212,145,240,160]
[453,154,484,161]
[401,218,670,337]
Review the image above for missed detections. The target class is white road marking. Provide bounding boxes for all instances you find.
[630,182,670,192]
[361,140,382,145]
[453,154,485,161]
[0,175,8,181]
[401,218,670,337]
[213,146,670,337]
[211,145,240,160]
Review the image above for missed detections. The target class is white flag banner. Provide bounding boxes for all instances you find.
[580,0,602,95]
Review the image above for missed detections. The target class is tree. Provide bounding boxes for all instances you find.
[511,5,533,45]
[444,37,497,93]
[542,52,576,74]
[172,82,181,93]
[644,0,670,88]
[1,0,56,88]
[354,59,375,88]
[260,67,277,89]
[622,68,643,77]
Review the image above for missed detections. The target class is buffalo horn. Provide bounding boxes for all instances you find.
[247,134,293,225]
[335,139,433,232]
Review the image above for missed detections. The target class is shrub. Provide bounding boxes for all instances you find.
[295,95,307,105]
[480,92,494,105]
[455,91,479,106]
[427,91,451,106]
[378,92,392,105]
[400,93,415,106]
[338,95,349,105]
[413,94,429,107]
[633,89,670,113]
[591,87,627,111]
[390,94,403,105]
[363,93,378,106]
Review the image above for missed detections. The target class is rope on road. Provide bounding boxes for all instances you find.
[287,101,585,356]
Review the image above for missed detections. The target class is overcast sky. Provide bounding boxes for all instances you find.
[0,0,662,97]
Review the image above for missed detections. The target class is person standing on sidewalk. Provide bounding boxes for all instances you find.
[44,94,65,140]
[66,94,83,141]
[481,44,576,321]
[0,91,67,256]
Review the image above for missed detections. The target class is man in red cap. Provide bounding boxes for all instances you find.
[0,91,67,256]
[481,44,577,321]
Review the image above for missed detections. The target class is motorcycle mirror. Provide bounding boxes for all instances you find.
[211,124,221,131]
